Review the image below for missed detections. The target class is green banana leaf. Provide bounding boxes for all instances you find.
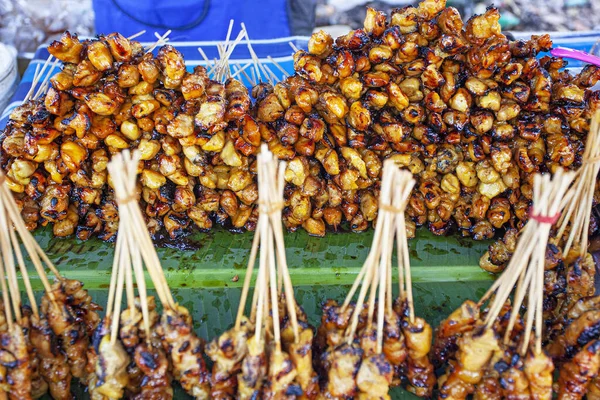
[23,226,494,399]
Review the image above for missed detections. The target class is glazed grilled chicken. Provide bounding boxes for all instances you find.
[402,316,435,397]
[263,348,299,399]
[564,252,596,306]
[356,353,393,399]
[432,300,479,367]
[288,327,319,399]
[29,313,72,399]
[159,305,210,399]
[497,349,531,399]
[238,337,267,399]
[19,308,48,399]
[546,309,600,360]
[93,330,130,399]
[473,363,502,400]
[40,289,89,380]
[314,300,354,355]
[119,297,171,400]
[523,350,554,400]
[438,328,499,399]
[382,309,407,369]
[1,0,598,257]
[557,340,600,400]
[132,343,173,400]
[325,343,363,398]
[59,278,102,336]
[206,318,252,399]
[0,324,32,399]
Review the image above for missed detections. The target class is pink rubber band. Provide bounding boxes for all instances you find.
[550,47,600,68]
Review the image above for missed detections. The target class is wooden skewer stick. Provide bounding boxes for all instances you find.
[220,28,247,81]
[267,56,290,77]
[197,47,214,71]
[341,204,387,310]
[262,64,280,85]
[254,208,269,346]
[127,30,147,40]
[0,199,22,323]
[108,152,153,343]
[110,228,130,346]
[145,30,171,53]
[393,169,417,323]
[557,111,600,257]
[346,161,397,345]
[0,248,14,330]
[25,56,53,102]
[0,179,57,298]
[481,169,574,356]
[264,155,299,343]
[110,151,175,310]
[106,232,124,319]
[231,62,254,80]
[33,58,60,100]
[9,228,38,318]
[23,63,41,102]
[235,231,260,329]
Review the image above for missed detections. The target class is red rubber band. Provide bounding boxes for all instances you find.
[529,207,560,225]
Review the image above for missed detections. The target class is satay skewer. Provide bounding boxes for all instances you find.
[0,176,58,305]
[557,110,600,257]
[109,150,211,399]
[483,169,574,352]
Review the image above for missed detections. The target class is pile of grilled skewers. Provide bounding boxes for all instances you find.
[207,144,321,399]
[434,167,574,399]
[0,140,599,399]
[313,161,436,399]
[1,0,600,267]
[0,165,102,399]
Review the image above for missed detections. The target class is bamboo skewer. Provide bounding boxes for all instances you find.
[127,30,147,40]
[107,149,177,345]
[9,228,38,318]
[480,169,574,355]
[343,160,416,354]
[145,30,171,53]
[0,175,58,310]
[24,55,53,102]
[557,111,600,257]
[0,199,22,323]
[234,145,302,355]
[33,58,59,100]
[267,56,290,77]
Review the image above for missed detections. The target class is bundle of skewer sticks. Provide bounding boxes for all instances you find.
[196,21,290,86]
[313,160,435,399]
[552,111,600,309]
[0,168,102,399]
[206,144,318,399]
[538,111,600,400]
[557,112,600,258]
[434,168,574,400]
[100,149,211,400]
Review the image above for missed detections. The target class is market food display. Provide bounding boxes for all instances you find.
[1,0,600,398]
[0,0,598,259]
